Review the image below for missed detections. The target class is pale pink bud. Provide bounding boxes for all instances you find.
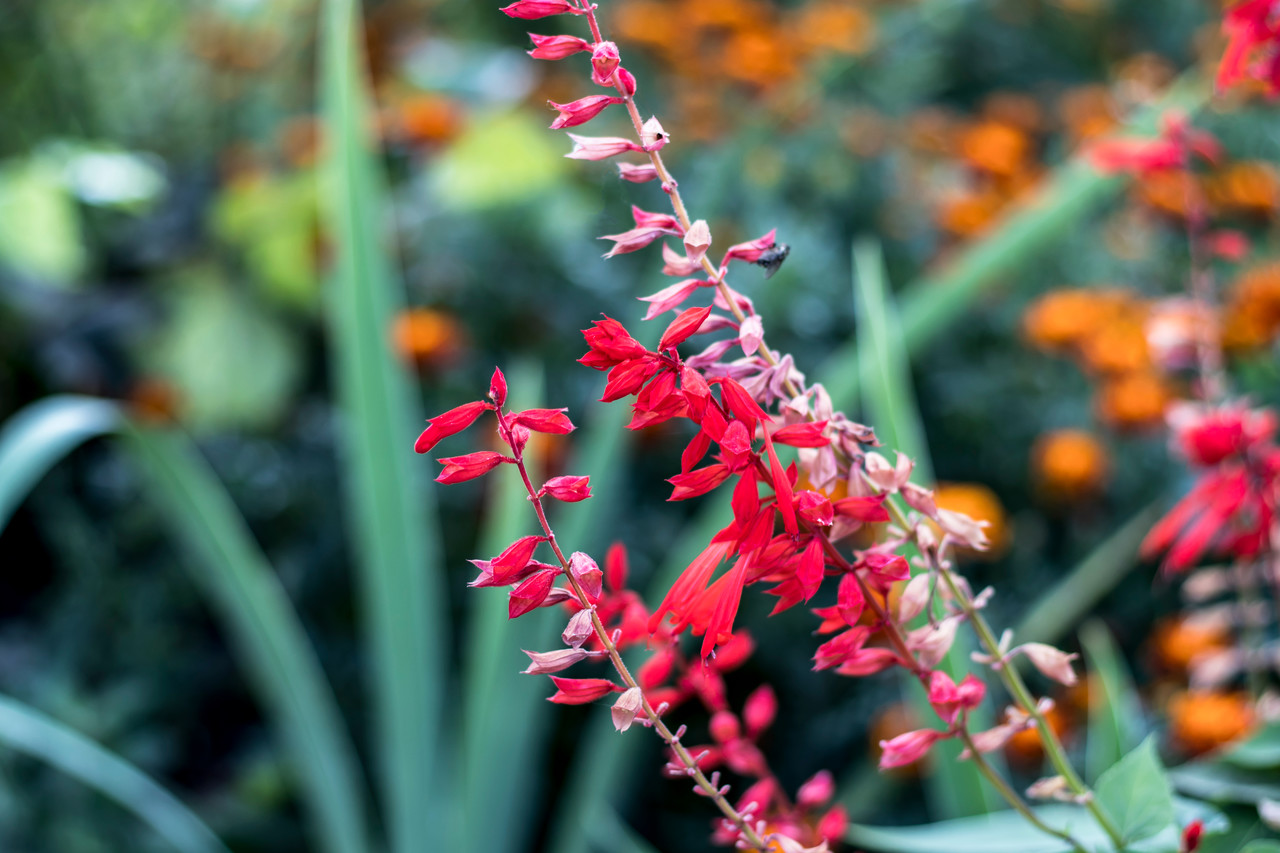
[908,615,961,668]
[662,241,703,276]
[590,41,620,85]
[547,95,624,130]
[527,33,591,59]
[797,770,835,808]
[739,315,764,356]
[1016,643,1078,686]
[562,608,595,648]
[878,728,945,769]
[522,647,590,674]
[611,686,644,731]
[1026,776,1069,801]
[742,684,777,737]
[639,278,703,320]
[617,162,658,183]
[683,219,711,264]
[630,205,681,230]
[902,482,937,518]
[641,116,669,151]
[566,134,642,160]
[569,552,603,603]
[897,573,931,623]
[959,721,1019,758]
[709,710,741,743]
[937,508,990,550]
[722,228,777,263]
[599,226,673,258]
[862,452,900,493]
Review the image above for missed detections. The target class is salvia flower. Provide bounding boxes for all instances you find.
[590,40,620,85]
[548,95,625,129]
[500,0,588,19]
[526,32,591,59]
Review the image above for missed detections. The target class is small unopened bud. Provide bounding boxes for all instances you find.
[569,551,603,603]
[1026,775,1069,801]
[902,482,937,518]
[641,116,668,151]
[562,608,595,647]
[796,770,835,808]
[743,685,777,737]
[908,615,961,668]
[897,573,932,623]
[522,647,590,674]
[611,686,644,732]
[590,40,620,86]
[1017,642,1078,686]
[683,219,711,265]
[709,710,741,744]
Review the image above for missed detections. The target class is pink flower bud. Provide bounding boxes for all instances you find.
[566,134,642,160]
[615,66,637,96]
[797,490,834,527]
[562,608,595,647]
[611,686,644,731]
[818,805,849,844]
[902,482,937,518]
[639,278,703,320]
[682,219,711,264]
[569,552,603,603]
[522,647,590,674]
[547,95,624,129]
[488,366,508,407]
[878,728,945,769]
[641,116,668,151]
[590,41,620,85]
[709,710,741,744]
[509,569,557,618]
[897,573,931,623]
[512,407,575,434]
[414,400,492,454]
[722,228,777,264]
[617,161,658,183]
[797,770,835,808]
[501,0,587,19]
[960,721,1020,758]
[1017,643,1079,686]
[599,225,673,258]
[539,474,592,502]
[908,615,961,668]
[743,684,777,737]
[548,676,622,704]
[936,508,990,550]
[738,314,764,356]
[662,241,703,276]
[436,451,509,484]
[630,205,681,230]
[527,32,591,59]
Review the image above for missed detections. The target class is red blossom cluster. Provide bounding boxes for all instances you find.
[1219,0,1280,94]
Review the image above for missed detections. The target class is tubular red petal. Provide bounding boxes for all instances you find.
[547,676,622,704]
[772,420,831,448]
[436,450,508,484]
[414,400,492,453]
[658,305,712,352]
[508,569,557,618]
[668,463,731,501]
[513,407,575,434]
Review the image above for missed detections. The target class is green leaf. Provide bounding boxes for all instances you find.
[1240,842,1280,853]
[1223,723,1280,771]
[1095,737,1177,844]
[0,693,231,853]
[588,808,663,853]
[0,395,120,531]
[1170,760,1280,806]
[0,153,87,284]
[846,797,1224,853]
[1013,505,1162,647]
[1080,620,1144,783]
[429,110,571,210]
[123,424,372,853]
[320,3,445,852]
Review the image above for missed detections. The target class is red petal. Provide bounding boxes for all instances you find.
[658,305,712,352]
[513,408,575,434]
[668,464,731,501]
[772,421,830,448]
[414,400,491,453]
[797,537,826,601]
[547,676,622,704]
[540,474,592,502]
[436,451,508,484]
[509,569,557,618]
[763,431,797,535]
[605,542,628,591]
[489,367,508,407]
[833,495,890,523]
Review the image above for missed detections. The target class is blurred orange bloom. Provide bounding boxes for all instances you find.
[1168,690,1255,756]
[1031,429,1110,502]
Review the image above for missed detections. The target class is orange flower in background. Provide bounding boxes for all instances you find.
[1168,690,1255,756]
[1095,370,1171,431]
[933,482,1010,557]
[1006,704,1071,767]
[278,116,324,169]
[1058,85,1119,142]
[1135,169,1204,219]
[1031,429,1110,502]
[393,308,466,369]
[1222,260,1280,351]
[127,378,182,425]
[958,121,1030,178]
[391,94,465,146]
[1079,314,1152,375]
[793,1,875,55]
[1022,288,1133,351]
[937,188,1006,237]
[1208,161,1279,217]
[1150,617,1231,675]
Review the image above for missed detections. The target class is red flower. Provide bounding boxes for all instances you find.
[415,400,492,453]
[548,95,625,130]
[547,676,623,704]
[1219,0,1280,93]
[500,0,587,19]
[437,450,509,484]
[526,33,591,59]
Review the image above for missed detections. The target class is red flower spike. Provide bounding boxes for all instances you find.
[547,676,623,704]
[527,32,591,59]
[489,367,508,407]
[548,95,624,129]
[796,537,827,602]
[580,315,648,369]
[539,474,592,502]
[658,305,712,352]
[509,569,557,618]
[437,451,509,484]
[513,407,575,434]
[763,430,798,535]
[501,0,586,18]
[797,490,834,527]
[772,420,830,448]
[836,574,865,625]
[414,400,492,454]
[742,684,777,738]
[668,464,731,501]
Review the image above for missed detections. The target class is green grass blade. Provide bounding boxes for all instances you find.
[319,2,445,850]
[0,693,231,853]
[823,74,1212,408]
[588,808,663,853]
[852,238,997,818]
[0,395,121,530]
[123,424,372,853]
[1013,505,1161,647]
[1079,620,1143,783]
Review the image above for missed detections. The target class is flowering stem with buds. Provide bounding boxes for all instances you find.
[499,406,771,851]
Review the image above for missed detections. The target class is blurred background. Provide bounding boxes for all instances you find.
[2,0,1280,850]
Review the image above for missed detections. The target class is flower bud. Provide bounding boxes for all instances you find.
[743,684,777,737]
[569,551,603,603]
[562,608,595,647]
[897,572,931,623]
[709,710,741,744]
[522,647,590,674]
[797,770,835,808]
[617,161,658,183]
[590,41,620,85]
[878,728,945,769]
[1017,642,1078,686]
[527,33,591,59]
[641,116,668,151]
[682,219,711,264]
[611,686,644,732]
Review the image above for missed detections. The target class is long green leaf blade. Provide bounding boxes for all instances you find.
[319,2,444,850]
[0,693,231,853]
[124,424,372,853]
[1080,620,1144,783]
